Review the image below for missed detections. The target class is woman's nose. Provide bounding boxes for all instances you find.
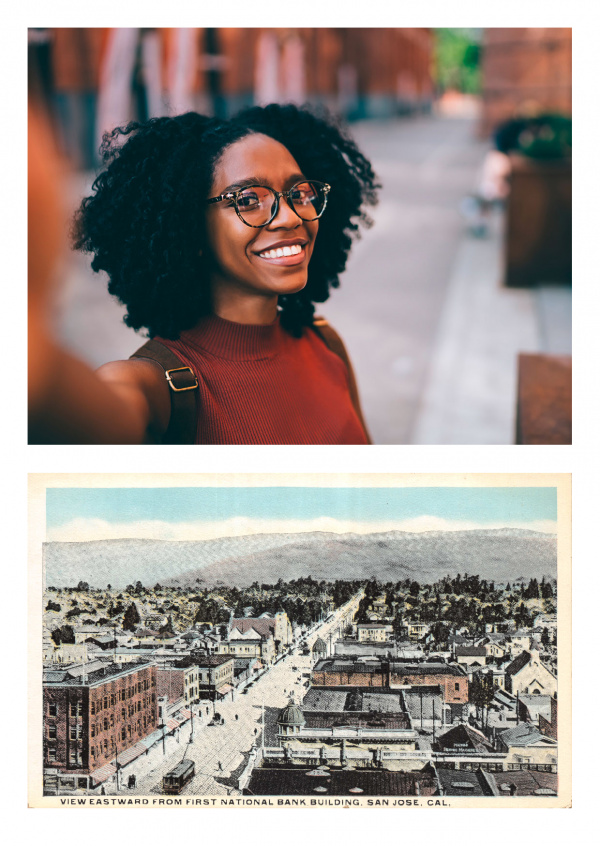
[268,195,301,228]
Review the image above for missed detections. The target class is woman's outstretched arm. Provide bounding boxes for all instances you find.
[29,314,170,444]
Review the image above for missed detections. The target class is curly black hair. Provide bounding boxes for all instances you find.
[73,103,379,339]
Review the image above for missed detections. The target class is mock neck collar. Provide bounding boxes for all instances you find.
[177,312,286,361]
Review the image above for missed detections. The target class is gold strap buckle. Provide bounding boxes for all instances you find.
[165,366,198,392]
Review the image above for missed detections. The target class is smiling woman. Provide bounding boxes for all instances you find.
[31,104,379,445]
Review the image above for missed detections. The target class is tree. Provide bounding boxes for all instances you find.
[470,673,495,729]
[123,602,141,632]
[76,581,90,592]
[514,602,531,628]
[159,615,175,636]
[51,625,75,646]
[392,612,405,639]
[434,29,481,95]
[429,622,450,645]
[46,600,61,612]
[107,584,112,591]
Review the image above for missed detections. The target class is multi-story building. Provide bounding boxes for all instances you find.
[455,646,488,668]
[276,690,419,753]
[496,724,558,773]
[156,656,235,704]
[311,659,469,707]
[230,612,292,651]
[357,623,394,642]
[170,655,236,702]
[504,650,557,697]
[43,660,157,793]
[155,665,186,704]
[478,28,572,138]
[406,622,430,641]
[218,633,275,665]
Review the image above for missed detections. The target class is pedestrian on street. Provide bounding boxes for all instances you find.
[35,104,379,445]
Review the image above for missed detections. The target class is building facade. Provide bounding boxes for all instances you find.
[311,659,469,705]
[43,661,157,793]
[357,623,394,642]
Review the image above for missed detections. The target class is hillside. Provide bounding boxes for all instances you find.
[43,528,557,588]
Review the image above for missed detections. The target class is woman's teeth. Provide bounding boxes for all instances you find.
[259,244,303,259]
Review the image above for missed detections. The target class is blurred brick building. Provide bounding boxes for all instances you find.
[30,27,434,167]
[215,28,434,118]
[479,28,572,138]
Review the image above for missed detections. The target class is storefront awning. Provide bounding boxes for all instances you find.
[217,684,234,696]
[90,762,117,785]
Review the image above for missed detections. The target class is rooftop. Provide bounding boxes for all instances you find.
[246,767,435,797]
[435,723,495,754]
[43,660,154,687]
[490,770,557,796]
[499,723,557,748]
[313,659,466,677]
[436,767,495,797]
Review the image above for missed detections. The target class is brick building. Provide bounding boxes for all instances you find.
[155,664,186,704]
[479,28,572,138]
[43,660,157,793]
[311,658,469,705]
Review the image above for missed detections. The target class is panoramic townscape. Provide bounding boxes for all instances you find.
[42,566,558,799]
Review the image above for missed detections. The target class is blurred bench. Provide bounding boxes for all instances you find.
[516,354,572,444]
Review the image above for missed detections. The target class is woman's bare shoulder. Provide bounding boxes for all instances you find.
[97,357,171,440]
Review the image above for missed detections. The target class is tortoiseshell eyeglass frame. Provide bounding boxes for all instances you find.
[206,180,331,228]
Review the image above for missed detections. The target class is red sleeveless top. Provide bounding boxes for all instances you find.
[156,314,369,445]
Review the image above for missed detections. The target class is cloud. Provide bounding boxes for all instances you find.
[47,515,557,543]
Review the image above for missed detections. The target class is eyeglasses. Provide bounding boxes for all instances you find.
[207,180,331,228]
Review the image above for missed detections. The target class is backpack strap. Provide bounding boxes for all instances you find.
[312,317,372,444]
[130,339,198,445]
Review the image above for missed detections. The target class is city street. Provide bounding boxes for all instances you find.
[112,597,358,796]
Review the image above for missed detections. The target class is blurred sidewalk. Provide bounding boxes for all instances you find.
[323,114,571,445]
[410,211,571,444]
[53,113,571,445]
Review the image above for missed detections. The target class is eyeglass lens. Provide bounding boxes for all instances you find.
[236,182,326,225]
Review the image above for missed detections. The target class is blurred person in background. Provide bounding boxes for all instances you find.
[461,102,571,238]
[30,104,379,444]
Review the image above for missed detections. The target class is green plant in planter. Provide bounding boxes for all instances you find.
[517,114,572,160]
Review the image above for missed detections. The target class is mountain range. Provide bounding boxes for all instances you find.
[43,528,557,589]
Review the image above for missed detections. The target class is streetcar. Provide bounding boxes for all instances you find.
[162,759,195,794]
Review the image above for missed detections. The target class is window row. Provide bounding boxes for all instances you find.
[90,680,154,714]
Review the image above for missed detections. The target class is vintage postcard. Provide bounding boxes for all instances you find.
[28,473,570,808]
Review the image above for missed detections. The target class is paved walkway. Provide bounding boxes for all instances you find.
[411,211,571,444]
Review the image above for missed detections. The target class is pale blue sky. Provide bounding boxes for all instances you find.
[47,486,557,531]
